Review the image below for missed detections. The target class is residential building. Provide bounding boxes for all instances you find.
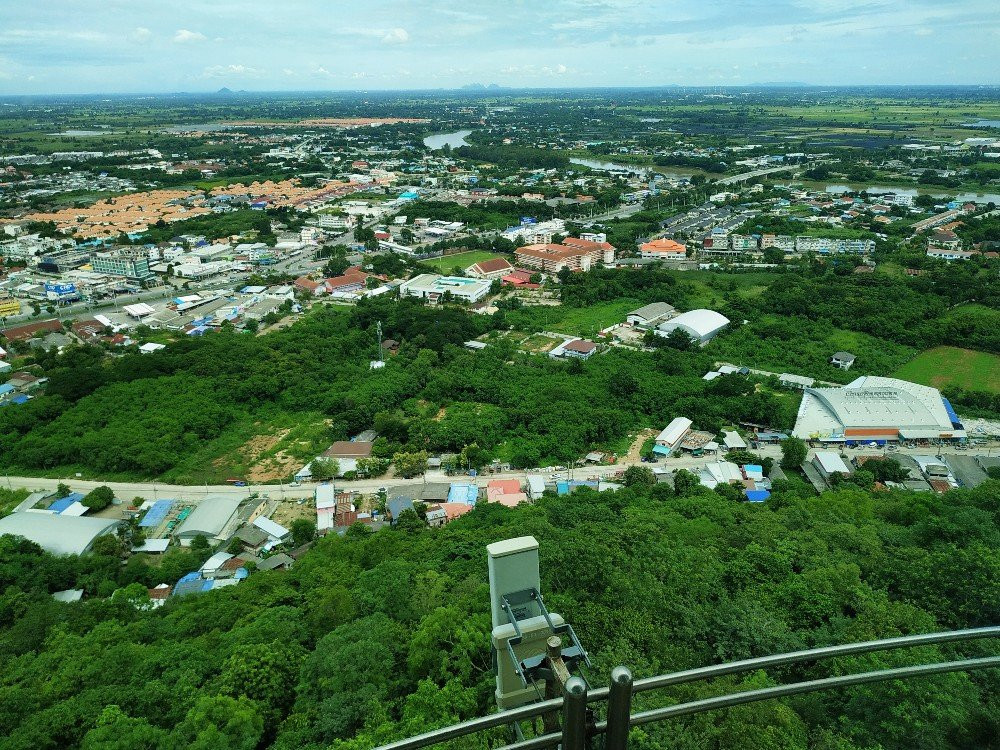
[399,274,492,304]
[793,237,875,255]
[729,235,759,252]
[549,338,597,360]
[830,352,856,370]
[779,373,815,390]
[811,451,852,480]
[926,248,975,261]
[929,229,961,249]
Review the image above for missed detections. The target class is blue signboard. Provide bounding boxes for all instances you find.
[520,216,537,225]
[45,282,77,294]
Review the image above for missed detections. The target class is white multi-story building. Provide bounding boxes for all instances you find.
[399,274,492,304]
[793,237,875,255]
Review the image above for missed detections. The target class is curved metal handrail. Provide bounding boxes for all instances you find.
[373,626,1000,750]
[500,656,1000,750]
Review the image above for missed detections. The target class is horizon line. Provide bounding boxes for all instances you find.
[2,82,1000,99]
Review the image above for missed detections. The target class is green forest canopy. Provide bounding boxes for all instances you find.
[2,480,1000,749]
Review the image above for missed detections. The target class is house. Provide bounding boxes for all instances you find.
[549,338,597,360]
[779,373,815,390]
[387,496,415,522]
[812,451,852,480]
[323,441,374,459]
[466,257,514,280]
[830,352,856,371]
[200,551,235,578]
[627,302,675,328]
[698,461,743,489]
[929,229,961,249]
[252,516,291,543]
[926,248,976,261]
[654,417,692,455]
[526,475,546,500]
[638,238,687,260]
[231,524,270,553]
[257,553,294,571]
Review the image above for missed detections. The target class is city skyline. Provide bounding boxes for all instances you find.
[1,0,999,94]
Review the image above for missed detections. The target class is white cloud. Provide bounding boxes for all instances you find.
[381,27,409,45]
[173,29,207,44]
[914,27,934,36]
[201,64,262,78]
[133,27,152,42]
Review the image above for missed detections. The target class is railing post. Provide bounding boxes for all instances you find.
[561,676,588,750]
[605,666,633,750]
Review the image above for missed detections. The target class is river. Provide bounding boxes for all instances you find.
[824,184,1000,204]
[423,129,472,149]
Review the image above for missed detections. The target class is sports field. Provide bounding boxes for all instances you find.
[421,251,506,273]
[894,346,1000,394]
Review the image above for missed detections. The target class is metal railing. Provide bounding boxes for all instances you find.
[374,626,1000,750]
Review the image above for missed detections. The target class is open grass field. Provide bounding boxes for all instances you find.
[508,298,641,337]
[420,251,506,273]
[895,346,1000,394]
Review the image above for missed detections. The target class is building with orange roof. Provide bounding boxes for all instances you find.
[639,238,687,259]
[514,237,615,273]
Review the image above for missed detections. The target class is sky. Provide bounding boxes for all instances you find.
[0,0,998,94]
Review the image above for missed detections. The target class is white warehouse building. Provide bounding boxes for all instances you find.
[656,309,730,345]
[793,376,966,444]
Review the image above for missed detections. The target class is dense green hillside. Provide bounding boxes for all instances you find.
[2,480,1000,749]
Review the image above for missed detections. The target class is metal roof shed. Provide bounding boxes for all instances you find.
[174,496,242,543]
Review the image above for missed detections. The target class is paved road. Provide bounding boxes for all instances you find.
[4,442,996,505]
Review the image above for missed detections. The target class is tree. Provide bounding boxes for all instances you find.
[663,328,695,351]
[672,468,700,496]
[291,518,316,546]
[310,457,340,480]
[172,695,264,750]
[190,534,211,555]
[81,706,169,750]
[82,485,115,512]
[780,437,808,470]
[243,318,259,334]
[393,451,428,478]
[55,483,71,499]
[623,465,656,487]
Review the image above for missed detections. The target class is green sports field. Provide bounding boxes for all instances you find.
[420,251,506,273]
[894,346,1000,394]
